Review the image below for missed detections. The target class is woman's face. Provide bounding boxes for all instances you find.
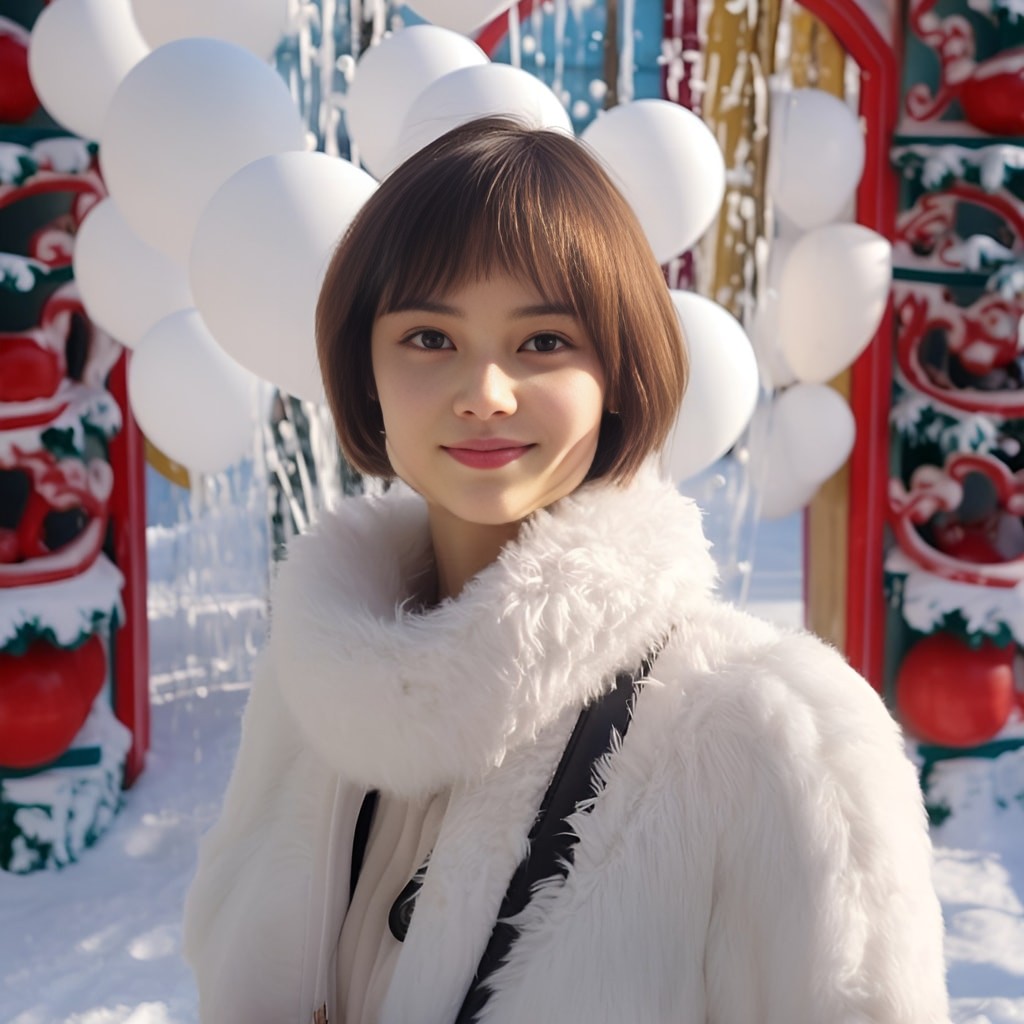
[370,272,607,528]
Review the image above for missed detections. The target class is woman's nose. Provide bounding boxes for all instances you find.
[453,361,518,418]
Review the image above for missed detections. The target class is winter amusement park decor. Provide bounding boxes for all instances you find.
[1,0,1023,1018]
[882,0,1024,800]
[1,0,1019,856]
[0,126,148,867]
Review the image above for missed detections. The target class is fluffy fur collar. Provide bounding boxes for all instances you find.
[269,465,716,799]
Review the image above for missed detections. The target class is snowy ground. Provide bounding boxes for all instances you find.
[2,482,1023,1022]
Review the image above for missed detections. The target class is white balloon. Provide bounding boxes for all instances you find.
[393,62,572,169]
[346,26,488,179]
[404,0,514,35]
[662,291,760,483]
[100,38,306,265]
[769,88,865,231]
[28,0,148,140]
[748,292,795,391]
[754,384,855,519]
[128,309,257,474]
[581,99,726,264]
[190,151,377,403]
[778,223,892,384]
[73,199,192,348]
[130,0,288,60]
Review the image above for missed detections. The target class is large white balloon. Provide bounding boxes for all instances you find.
[778,223,892,384]
[128,310,257,474]
[662,291,760,483]
[754,384,855,519]
[130,0,288,60]
[581,99,726,265]
[769,88,865,231]
[28,0,148,140]
[101,38,306,266]
[346,26,488,179]
[404,1,515,35]
[394,62,572,169]
[190,151,377,403]
[74,199,192,348]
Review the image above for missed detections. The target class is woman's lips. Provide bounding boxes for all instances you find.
[443,444,534,469]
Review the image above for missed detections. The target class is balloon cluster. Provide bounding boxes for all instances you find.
[28,0,753,482]
[749,87,893,519]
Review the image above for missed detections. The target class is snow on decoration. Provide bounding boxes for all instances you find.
[0,700,132,873]
[893,143,1024,193]
[886,546,1024,646]
[923,745,1024,839]
[0,554,123,654]
[890,385,1002,458]
[0,106,145,871]
[990,260,1024,299]
[886,0,1024,779]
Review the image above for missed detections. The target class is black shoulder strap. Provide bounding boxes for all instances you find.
[454,652,655,1023]
[350,788,379,904]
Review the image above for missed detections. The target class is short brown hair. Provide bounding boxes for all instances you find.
[316,115,687,484]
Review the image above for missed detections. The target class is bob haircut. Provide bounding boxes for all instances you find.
[316,115,688,484]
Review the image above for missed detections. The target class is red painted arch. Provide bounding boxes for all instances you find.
[795,0,901,687]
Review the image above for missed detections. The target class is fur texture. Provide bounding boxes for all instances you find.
[183,468,950,1023]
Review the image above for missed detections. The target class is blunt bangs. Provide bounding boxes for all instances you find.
[316,115,688,483]
[372,131,605,337]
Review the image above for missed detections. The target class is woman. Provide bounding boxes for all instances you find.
[183,116,950,1023]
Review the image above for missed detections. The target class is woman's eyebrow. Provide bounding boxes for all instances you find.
[387,298,462,316]
[511,303,576,319]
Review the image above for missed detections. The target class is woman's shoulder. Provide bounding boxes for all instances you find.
[649,600,912,795]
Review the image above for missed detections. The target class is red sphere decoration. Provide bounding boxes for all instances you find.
[0,33,39,124]
[0,338,64,402]
[959,49,1024,137]
[896,634,1016,747]
[0,636,107,769]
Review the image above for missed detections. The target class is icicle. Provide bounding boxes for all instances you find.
[617,0,636,104]
[367,0,387,45]
[320,0,339,156]
[350,0,362,59]
[509,5,522,68]
[553,0,568,103]
[295,3,318,129]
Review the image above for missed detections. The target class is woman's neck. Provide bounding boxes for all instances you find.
[426,506,522,603]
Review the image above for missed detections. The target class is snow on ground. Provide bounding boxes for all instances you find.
[1,482,1023,1022]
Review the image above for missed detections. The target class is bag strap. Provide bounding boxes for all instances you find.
[350,788,379,904]
[454,651,655,1024]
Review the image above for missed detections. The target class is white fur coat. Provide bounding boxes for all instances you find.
[183,469,950,1024]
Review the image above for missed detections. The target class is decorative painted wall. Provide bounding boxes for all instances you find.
[0,0,149,873]
[884,0,1024,788]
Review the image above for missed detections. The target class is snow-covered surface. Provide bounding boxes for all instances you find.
[0,554,124,651]
[1,488,1022,1021]
[886,545,1024,646]
[1,701,132,874]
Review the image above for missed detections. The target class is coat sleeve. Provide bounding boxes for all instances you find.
[699,630,950,1024]
[181,654,339,1024]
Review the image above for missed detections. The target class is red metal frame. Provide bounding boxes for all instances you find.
[793,0,901,687]
[106,352,150,785]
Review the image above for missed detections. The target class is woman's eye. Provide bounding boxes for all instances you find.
[523,333,567,353]
[408,330,452,350]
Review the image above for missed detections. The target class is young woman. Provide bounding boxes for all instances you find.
[183,117,950,1024]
